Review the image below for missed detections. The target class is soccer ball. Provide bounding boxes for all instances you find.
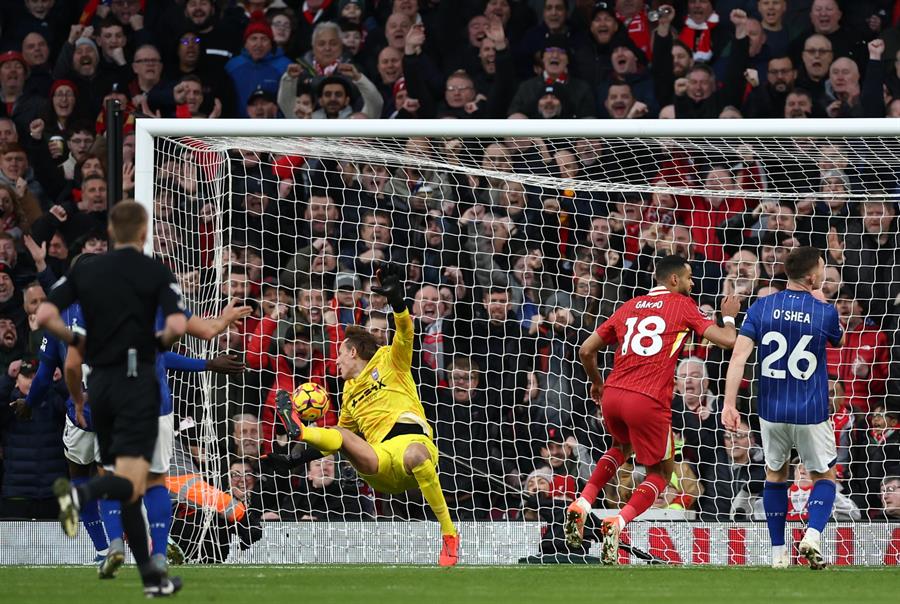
[291,382,330,422]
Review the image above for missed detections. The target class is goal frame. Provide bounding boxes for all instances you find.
[133,117,900,565]
[134,117,900,252]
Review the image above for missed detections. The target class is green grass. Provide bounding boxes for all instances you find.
[0,565,893,604]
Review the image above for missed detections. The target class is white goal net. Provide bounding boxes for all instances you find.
[139,119,900,565]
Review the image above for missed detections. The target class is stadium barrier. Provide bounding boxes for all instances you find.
[3,521,899,565]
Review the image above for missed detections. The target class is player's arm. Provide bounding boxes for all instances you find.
[164,351,245,374]
[722,334,755,432]
[372,263,412,371]
[37,270,81,346]
[156,269,188,348]
[23,337,60,409]
[64,342,87,427]
[578,329,609,403]
[185,299,252,341]
[700,294,742,350]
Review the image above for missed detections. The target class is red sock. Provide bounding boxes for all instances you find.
[620,473,668,525]
[580,447,626,505]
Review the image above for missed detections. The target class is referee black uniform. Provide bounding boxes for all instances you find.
[47,247,185,465]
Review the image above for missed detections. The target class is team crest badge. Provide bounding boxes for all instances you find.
[371,369,380,381]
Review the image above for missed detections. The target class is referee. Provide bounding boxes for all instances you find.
[36,201,187,597]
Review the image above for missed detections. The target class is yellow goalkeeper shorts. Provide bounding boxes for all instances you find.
[357,434,439,494]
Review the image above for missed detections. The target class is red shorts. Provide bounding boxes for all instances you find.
[600,386,674,466]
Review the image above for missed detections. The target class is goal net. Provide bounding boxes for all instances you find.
[140,119,900,565]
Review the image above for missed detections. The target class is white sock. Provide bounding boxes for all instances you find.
[772,545,786,559]
[70,485,81,511]
[804,527,821,545]
[575,497,591,515]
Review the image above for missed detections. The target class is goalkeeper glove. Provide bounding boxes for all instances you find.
[372,262,406,310]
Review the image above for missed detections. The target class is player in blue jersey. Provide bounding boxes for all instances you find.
[66,301,249,578]
[25,299,110,563]
[724,246,844,570]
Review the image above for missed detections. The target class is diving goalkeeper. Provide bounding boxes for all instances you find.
[270,262,459,566]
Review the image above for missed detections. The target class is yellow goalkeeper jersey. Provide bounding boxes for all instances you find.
[338,309,433,444]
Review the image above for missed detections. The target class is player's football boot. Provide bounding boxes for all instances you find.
[98,538,126,579]
[600,516,622,565]
[799,537,826,570]
[142,554,183,598]
[166,537,185,566]
[564,501,587,548]
[772,549,790,568]
[52,477,79,538]
[275,389,304,440]
[143,576,183,598]
[439,533,459,567]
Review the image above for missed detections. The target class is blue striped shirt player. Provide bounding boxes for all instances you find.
[724,246,844,571]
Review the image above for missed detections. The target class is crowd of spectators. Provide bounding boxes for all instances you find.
[0,0,899,538]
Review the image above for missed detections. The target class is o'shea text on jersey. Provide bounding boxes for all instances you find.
[772,309,812,324]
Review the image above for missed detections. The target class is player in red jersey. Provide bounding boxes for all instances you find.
[565,255,742,564]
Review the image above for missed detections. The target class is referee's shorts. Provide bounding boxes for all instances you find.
[87,362,161,466]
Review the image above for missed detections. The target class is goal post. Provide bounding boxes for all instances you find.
[135,118,900,565]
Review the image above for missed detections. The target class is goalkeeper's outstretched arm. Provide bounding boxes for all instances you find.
[371,263,412,372]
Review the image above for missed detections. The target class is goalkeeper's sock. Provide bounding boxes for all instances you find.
[73,477,108,554]
[412,459,456,536]
[143,485,172,557]
[806,479,836,536]
[763,480,789,547]
[99,499,124,541]
[620,473,668,525]
[580,447,626,506]
[302,426,343,453]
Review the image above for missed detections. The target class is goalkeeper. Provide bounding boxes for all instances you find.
[270,262,459,566]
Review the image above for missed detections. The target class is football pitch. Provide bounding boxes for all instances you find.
[0,565,894,603]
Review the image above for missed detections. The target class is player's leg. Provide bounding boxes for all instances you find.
[759,419,795,568]
[144,414,178,563]
[145,473,172,559]
[327,427,380,474]
[402,441,458,567]
[796,422,839,570]
[62,418,110,558]
[599,394,674,565]
[566,388,633,548]
[68,461,109,560]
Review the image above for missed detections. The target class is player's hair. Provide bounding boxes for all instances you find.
[108,200,148,244]
[343,325,381,361]
[654,254,689,283]
[783,246,822,281]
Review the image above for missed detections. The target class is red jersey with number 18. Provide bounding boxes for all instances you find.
[595,286,715,407]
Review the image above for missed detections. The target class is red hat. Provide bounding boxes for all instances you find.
[243,11,274,43]
[0,51,26,68]
[392,77,406,98]
[50,79,77,97]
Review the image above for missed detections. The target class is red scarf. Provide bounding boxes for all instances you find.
[544,72,568,85]
[619,10,652,60]
[679,12,719,62]
[303,0,334,24]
